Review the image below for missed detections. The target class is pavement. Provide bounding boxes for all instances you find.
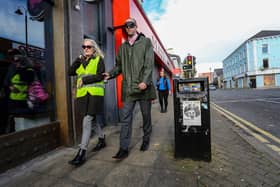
[0,96,280,187]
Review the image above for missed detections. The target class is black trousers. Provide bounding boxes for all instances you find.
[119,100,152,149]
[158,90,169,110]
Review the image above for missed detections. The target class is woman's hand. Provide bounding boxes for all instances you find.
[10,86,20,93]
[77,79,83,88]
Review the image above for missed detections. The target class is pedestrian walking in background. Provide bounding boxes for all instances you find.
[156,71,170,113]
[68,38,106,166]
[103,18,157,160]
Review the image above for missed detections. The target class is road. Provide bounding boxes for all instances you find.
[210,88,280,143]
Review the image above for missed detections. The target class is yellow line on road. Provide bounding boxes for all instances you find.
[212,104,271,144]
[212,103,280,145]
[267,144,280,154]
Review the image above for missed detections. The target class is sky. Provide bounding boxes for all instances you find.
[142,0,280,73]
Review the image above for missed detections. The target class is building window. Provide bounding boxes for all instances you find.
[263,58,269,69]
[262,44,268,54]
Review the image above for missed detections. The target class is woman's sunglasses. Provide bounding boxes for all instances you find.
[82,45,94,49]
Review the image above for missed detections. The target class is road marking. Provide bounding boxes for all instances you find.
[214,97,280,104]
[257,99,280,104]
[267,144,280,154]
[215,99,261,103]
[212,103,280,155]
[212,103,280,145]
[213,105,270,143]
[252,132,270,143]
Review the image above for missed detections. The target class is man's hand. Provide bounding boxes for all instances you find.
[138,82,147,90]
[102,73,110,80]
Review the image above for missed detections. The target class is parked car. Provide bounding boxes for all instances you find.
[209,85,216,90]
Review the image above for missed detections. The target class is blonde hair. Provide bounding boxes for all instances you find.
[84,38,104,59]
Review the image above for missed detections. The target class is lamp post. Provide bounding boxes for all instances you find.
[209,67,212,83]
[15,7,28,54]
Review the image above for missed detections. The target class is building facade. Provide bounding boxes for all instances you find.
[213,68,223,88]
[223,31,280,89]
[198,72,212,84]
[168,53,182,78]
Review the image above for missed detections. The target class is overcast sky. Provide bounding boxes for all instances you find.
[142,0,280,73]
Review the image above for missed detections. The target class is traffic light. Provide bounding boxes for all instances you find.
[183,55,193,71]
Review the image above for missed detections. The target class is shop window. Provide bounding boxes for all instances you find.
[264,75,275,87]
[263,58,269,69]
[0,0,54,135]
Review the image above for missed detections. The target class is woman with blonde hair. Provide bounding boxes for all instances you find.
[68,38,106,166]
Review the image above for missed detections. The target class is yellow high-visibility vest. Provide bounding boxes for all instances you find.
[75,56,104,98]
[9,68,33,100]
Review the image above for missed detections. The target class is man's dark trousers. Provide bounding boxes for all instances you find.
[119,100,152,150]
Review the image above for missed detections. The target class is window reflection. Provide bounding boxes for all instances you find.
[0,0,53,135]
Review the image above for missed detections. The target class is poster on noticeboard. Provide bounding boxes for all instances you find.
[182,100,201,131]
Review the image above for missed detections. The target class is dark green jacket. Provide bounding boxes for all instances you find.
[109,33,157,102]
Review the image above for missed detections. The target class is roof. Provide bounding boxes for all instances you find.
[214,68,223,76]
[223,30,280,61]
[248,30,280,40]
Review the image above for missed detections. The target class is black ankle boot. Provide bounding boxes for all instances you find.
[92,136,106,152]
[68,149,81,165]
[140,140,150,151]
[68,149,86,166]
[112,148,129,159]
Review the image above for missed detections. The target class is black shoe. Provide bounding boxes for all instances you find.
[68,149,81,165]
[160,108,164,113]
[112,148,129,159]
[163,108,167,113]
[140,140,150,151]
[92,136,106,152]
[68,149,86,166]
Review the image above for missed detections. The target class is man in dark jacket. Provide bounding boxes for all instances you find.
[104,18,157,159]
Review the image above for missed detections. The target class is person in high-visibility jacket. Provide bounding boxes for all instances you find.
[3,51,34,132]
[68,38,106,166]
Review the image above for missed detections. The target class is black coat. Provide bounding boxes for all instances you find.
[69,56,105,116]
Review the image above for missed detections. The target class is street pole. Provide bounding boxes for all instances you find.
[25,9,28,54]
[209,67,212,83]
[15,7,28,55]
